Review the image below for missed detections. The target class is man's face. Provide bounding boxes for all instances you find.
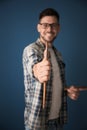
[37,16,60,44]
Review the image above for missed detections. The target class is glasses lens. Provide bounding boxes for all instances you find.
[39,23,58,29]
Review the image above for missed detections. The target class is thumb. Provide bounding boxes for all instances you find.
[43,49,48,60]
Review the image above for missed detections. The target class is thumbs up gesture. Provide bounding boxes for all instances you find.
[33,49,51,83]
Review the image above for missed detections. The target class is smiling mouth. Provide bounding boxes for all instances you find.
[46,33,53,36]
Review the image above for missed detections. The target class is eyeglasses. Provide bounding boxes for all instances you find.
[39,23,59,29]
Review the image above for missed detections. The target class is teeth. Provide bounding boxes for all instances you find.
[47,34,52,36]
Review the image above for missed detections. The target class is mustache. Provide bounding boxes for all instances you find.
[46,32,54,34]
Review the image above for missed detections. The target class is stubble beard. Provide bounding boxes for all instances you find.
[41,35,57,45]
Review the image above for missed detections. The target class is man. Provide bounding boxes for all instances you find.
[22,8,79,130]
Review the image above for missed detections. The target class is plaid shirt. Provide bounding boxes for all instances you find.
[22,38,68,130]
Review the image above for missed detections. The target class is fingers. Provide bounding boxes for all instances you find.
[37,61,51,83]
[33,59,51,83]
[38,74,50,83]
[67,86,80,100]
[67,86,79,95]
[70,92,79,100]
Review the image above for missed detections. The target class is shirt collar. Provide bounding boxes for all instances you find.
[36,38,45,50]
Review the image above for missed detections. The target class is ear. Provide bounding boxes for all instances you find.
[37,24,40,33]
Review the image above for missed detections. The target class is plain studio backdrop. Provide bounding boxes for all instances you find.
[0,0,87,130]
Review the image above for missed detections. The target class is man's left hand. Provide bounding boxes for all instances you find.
[66,86,80,100]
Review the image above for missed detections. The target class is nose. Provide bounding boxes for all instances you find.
[47,25,52,31]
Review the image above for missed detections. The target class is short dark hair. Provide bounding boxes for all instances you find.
[39,8,60,23]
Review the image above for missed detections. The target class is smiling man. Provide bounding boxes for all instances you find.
[22,8,79,130]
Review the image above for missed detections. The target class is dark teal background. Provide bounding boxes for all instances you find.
[0,0,87,130]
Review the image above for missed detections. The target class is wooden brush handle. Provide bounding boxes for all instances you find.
[64,86,87,91]
[43,82,46,109]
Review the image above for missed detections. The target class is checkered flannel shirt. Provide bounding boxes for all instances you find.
[22,38,68,130]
